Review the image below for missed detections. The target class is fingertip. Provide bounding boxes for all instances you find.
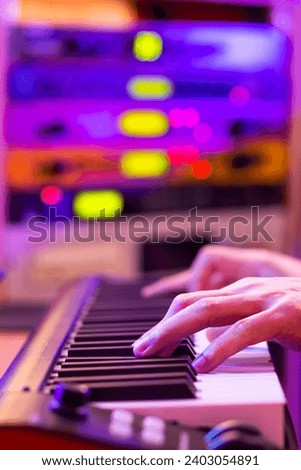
[192,354,212,373]
[133,346,145,358]
[132,342,147,357]
[141,283,166,298]
[132,335,150,355]
[140,287,152,298]
[132,330,158,357]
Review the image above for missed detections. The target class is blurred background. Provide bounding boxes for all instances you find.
[0,0,301,445]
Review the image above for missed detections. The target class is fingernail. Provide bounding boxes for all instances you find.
[132,333,154,356]
[0,270,6,281]
[131,329,151,347]
[192,354,208,373]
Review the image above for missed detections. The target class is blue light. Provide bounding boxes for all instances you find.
[13,67,36,97]
[187,26,286,73]
[77,111,116,138]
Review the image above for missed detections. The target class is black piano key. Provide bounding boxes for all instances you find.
[74,330,155,338]
[76,323,156,333]
[172,344,196,360]
[185,337,196,347]
[68,338,195,350]
[53,362,195,378]
[47,378,196,401]
[90,299,172,311]
[83,314,163,325]
[73,335,139,343]
[94,280,149,300]
[49,371,194,385]
[67,339,135,348]
[91,277,176,304]
[65,342,195,359]
[88,378,196,401]
[57,357,193,368]
[72,333,142,342]
[73,332,147,342]
[65,355,195,362]
[44,277,199,404]
[66,345,138,357]
[72,330,196,349]
[86,308,165,316]
[83,311,164,322]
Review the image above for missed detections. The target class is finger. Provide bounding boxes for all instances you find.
[192,307,282,373]
[141,270,190,297]
[206,326,230,342]
[133,294,263,357]
[157,344,178,358]
[206,272,227,290]
[135,279,259,349]
[162,288,237,322]
[136,287,242,347]
[189,254,214,292]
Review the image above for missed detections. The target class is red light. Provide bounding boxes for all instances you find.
[183,145,200,162]
[192,160,212,179]
[168,145,200,164]
[229,86,250,106]
[167,146,182,164]
[40,186,63,205]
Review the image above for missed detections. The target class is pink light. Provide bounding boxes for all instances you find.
[229,86,250,106]
[167,146,182,164]
[168,108,200,128]
[193,123,213,143]
[168,145,200,165]
[40,186,63,206]
[185,108,200,128]
[168,108,184,128]
[183,145,200,162]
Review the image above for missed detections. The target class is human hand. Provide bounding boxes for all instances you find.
[134,277,301,372]
[141,246,299,296]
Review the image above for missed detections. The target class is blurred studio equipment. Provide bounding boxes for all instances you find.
[19,0,138,28]
[0,0,301,451]
[3,0,292,303]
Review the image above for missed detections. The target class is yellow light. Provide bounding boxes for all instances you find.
[133,31,163,62]
[73,190,124,219]
[120,150,170,178]
[119,110,169,137]
[127,76,174,100]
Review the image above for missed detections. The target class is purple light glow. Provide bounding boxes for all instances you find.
[229,86,251,107]
[193,123,213,143]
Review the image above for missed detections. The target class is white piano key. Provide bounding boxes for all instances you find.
[94,329,286,448]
